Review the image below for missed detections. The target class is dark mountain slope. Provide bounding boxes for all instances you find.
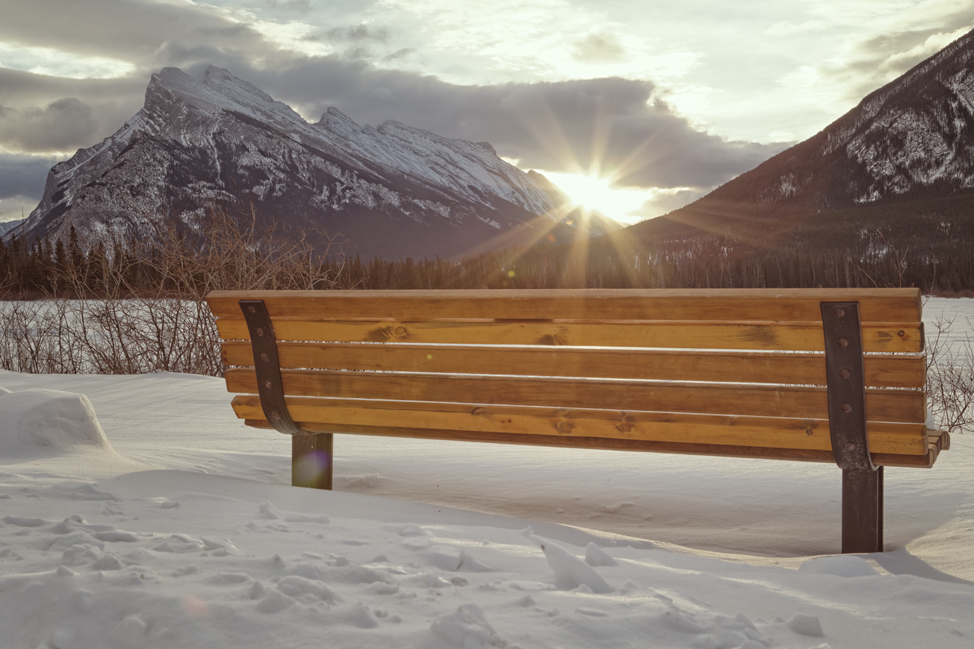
[626,28,974,246]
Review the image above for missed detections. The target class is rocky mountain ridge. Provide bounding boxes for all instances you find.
[18,66,618,260]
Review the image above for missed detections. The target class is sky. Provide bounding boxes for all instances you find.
[1,1,973,225]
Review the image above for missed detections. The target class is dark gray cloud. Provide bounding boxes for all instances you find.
[383,48,415,62]
[0,68,144,154]
[0,153,58,200]
[0,98,98,152]
[0,66,146,108]
[322,24,390,42]
[0,0,262,65]
[184,57,783,190]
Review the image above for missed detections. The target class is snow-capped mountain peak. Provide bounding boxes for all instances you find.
[17,66,616,259]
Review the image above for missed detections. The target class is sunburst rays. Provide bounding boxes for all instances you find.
[455,91,673,286]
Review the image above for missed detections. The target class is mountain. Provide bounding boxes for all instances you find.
[18,66,619,260]
[0,219,24,238]
[627,28,974,245]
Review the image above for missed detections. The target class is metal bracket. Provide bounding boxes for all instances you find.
[820,301,873,471]
[822,301,883,553]
[239,299,303,435]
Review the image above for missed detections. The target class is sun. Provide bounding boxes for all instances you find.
[544,172,617,211]
[539,171,653,225]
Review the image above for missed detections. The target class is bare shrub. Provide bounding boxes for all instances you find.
[0,206,349,377]
[926,313,974,435]
[0,300,82,374]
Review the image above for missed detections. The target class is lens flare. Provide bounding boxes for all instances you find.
[293,450,330,488]
[182,595,210,618]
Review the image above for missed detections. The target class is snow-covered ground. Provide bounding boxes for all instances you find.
[1,298,972,648]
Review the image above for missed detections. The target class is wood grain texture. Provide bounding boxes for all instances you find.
[242,418,937,468]
[215,318,923,353]
[221,341,926,388]
[206,287,922,323]
[231,395,928,455]
[224,368,926,423]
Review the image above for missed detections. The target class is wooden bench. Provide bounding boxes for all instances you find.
[206,288,949,554]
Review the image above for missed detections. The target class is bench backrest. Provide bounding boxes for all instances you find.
[206,288,938,467]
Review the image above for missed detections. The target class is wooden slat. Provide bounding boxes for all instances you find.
[206,287,922,323]
[221,341,926,388]
[224,369,927,423]
[215,318,923,353]
[231,395,928,455]
[241,419,937,468]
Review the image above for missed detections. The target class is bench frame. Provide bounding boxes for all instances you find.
[214,289,948,555]
[820,301,882,552]
[240,298,338,491]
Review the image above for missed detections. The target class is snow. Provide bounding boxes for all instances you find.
[0,390,116,458]
[0,299,972,648]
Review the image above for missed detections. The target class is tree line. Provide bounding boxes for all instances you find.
[333,234,972,292]
[2,211,972,298]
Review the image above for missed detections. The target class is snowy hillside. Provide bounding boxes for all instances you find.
[19,66,618,261]
[0,298,971,648]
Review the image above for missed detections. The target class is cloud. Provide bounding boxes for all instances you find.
[0,153,59,200]
[384,48,415,62]
[0,196,39,223]
[831,26,973,101]
[0,0,784,192]
[261,0,312,12]
[0,0,260,68]
[0,66,145,108]
[323,24,390,42]
[1,48,782,195]
[794,5,974,103]
[630,189,708,219]
[0,67,143,155]
[0,99,99,153]
[572,33,627,63]
[860,25,973,76]
[192,58,784,190]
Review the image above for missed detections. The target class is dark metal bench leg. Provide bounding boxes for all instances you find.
[293,433,333,489]
[842,465,883,553]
